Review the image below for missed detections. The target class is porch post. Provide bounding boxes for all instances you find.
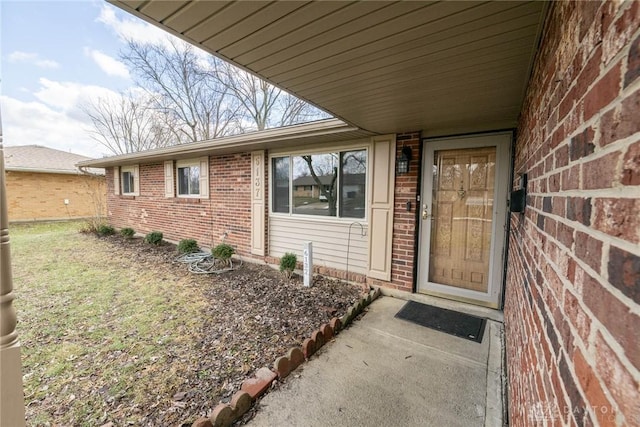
[0,114,26,425]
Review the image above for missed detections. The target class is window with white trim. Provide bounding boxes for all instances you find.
[177,161,200,196]
[121,168,134,194]
[169,157,209,198]
[119,165,139,196]
[271,149,367,219]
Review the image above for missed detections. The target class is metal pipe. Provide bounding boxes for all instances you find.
[346,221,365,283]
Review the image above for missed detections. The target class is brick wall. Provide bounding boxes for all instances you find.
[6,171,106,222]
[106,153,255,257]
[107,137,423,290]
[505,2,640,425]
[368,132,421,292]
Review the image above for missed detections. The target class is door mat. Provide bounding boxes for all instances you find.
[394,301,486,343]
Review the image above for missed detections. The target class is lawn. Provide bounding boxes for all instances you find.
[11,221,361,426]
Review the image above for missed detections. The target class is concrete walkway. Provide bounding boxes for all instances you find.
[248,296,504,427]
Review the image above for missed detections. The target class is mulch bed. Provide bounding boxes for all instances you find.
[102,235,365,425]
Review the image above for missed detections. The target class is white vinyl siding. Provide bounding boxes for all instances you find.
[269,216,368,275]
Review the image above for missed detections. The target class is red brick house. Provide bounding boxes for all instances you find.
[78,2,639,425]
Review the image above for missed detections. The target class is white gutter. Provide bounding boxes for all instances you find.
[6,167,104,176]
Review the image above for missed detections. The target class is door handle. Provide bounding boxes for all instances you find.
[422,204,430,220]
[458,184,466,199]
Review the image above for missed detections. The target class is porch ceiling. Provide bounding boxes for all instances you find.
[110,1,547,136]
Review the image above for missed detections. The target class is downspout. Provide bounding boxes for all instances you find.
[0,110,26,425]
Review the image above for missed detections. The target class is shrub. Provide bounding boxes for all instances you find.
[79,220,99,234]
[177,239,199,254]
[97,224,115,236]
[212,243,234,266]
[80,205,106,235]
[120,227,135,239]
[280,252,297,279]
[144,231,163,245]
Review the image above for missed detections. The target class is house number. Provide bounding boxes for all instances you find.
[253,154,263,200]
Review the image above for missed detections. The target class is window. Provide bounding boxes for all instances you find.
[272,156,289,213]
[339,151,367,218]
[122,169,134,194]
[120,166,138,196]
[177,163,200,196]
[271,149,367,219]
[171,158,209,198]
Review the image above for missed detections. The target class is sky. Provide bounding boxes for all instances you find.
[1,0,176,158]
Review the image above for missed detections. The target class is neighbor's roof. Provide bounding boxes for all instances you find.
[78,118,373,168]
[4,145,104,175]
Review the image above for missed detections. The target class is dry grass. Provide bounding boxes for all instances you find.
[12,221,208,426]
[11,221,362,426]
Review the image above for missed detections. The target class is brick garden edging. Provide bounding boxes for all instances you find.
[190,287,382,427]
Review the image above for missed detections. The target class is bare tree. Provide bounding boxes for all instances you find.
[121,38,241,142]
[215,62,328,131]
[294,150,365,217]
[302,155,338,215]
[83,92,173,155]
[276,90,326,128]
[84,36,330,155]
[78,171,107,231]
[296,153,339,216]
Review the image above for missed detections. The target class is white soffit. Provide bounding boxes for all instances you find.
[110,1,547,136]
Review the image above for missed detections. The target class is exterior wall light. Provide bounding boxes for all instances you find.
[396,146,412,174]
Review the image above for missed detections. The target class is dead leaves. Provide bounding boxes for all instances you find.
[20,232,363,426]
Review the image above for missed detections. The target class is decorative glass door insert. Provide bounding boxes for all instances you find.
[418,133,510,308]
[428,147,496,293]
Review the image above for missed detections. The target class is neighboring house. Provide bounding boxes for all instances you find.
[293,174,365,199]
[292,175,331,198]
[4,145,105,222]
[78,2,639,426]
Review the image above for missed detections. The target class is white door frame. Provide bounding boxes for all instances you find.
[417,132,511,308]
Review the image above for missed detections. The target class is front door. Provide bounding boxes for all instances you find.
[417,133,511,308]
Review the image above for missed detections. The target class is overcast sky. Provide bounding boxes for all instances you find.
[1,0,177,158]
